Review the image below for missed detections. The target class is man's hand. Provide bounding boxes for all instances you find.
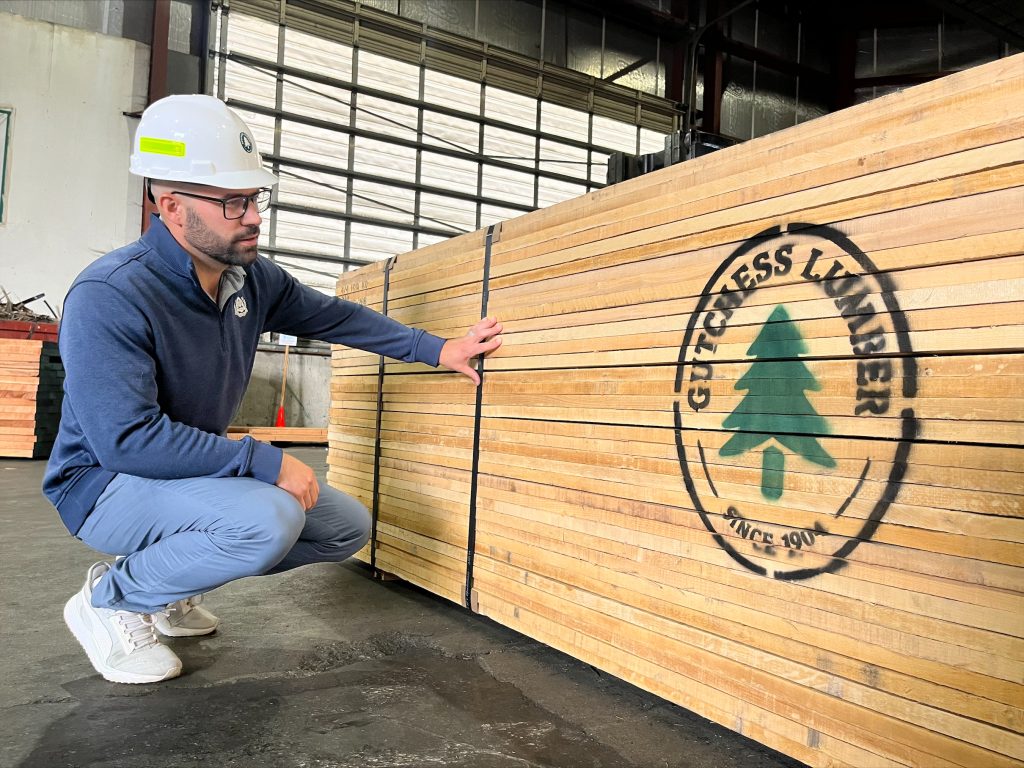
[276,452,320,510]
[439,316,503,386]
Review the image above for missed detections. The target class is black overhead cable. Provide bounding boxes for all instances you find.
[487,156,592,165]
[284,65,479,156]
[228,55,598,169]
[275,167,472,235]
[232,57,478,155]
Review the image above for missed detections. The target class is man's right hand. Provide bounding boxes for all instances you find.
[276,452,319,510]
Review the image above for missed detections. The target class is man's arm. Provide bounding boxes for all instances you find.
[268,315,502,511]
[262,259,502,383]
[262,260,443,365]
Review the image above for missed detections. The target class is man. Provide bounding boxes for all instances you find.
[43,94,502,684]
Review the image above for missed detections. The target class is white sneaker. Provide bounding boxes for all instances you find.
[153,595,220,637]
[63,561,182,684]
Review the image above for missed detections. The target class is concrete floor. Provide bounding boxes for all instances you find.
[1,447,807,768]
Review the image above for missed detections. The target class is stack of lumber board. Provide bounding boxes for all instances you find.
[329,54,1024,768]
[0,339,64,458]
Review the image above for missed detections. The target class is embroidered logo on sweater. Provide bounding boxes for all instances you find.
[234,296,248,318]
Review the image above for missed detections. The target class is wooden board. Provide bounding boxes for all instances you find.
[226,426,328,443]
[329,55,1024,768]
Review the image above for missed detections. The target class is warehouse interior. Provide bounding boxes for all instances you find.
[0,1,1022,767]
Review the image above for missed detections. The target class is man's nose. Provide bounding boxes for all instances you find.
[241,198,262,226]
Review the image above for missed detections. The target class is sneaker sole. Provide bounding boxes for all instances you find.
[154,623,218,638]
[63,598,182,684]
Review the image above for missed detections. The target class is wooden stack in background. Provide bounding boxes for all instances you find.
[226,426,328,444]
[331,55,1024,768]
[0,339,64,458]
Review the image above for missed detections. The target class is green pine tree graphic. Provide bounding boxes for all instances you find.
[719,305,836,500]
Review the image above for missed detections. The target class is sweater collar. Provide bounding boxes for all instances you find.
[141,214,248,306]
[142,214,195,278]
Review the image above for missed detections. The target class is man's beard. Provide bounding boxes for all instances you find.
[184,207,260,266]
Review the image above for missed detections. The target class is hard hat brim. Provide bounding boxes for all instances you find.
[132,166,279,190]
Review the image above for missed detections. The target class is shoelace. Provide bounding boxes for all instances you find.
[114,611,162,652]
[168,595,204,616]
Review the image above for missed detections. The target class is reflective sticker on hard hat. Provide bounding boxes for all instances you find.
[139,137,186,157]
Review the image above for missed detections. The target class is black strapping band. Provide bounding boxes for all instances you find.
[370,255,398,572]
[464,224,496,609]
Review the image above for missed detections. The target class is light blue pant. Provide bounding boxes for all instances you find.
[76,474,371,613]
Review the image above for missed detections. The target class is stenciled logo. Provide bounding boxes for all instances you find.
[674,224,918,580]
[234,296,249,318]
[239,132,253,153]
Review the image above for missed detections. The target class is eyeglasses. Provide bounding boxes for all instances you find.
[170,188,273,220]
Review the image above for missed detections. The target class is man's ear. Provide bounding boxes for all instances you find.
[152,184,185,225]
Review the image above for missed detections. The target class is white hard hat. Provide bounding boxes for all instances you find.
[130,94,278,189]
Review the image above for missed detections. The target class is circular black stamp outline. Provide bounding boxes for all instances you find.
[673,223,919,580]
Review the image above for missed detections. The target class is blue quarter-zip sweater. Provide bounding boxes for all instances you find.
[43,215,444,535]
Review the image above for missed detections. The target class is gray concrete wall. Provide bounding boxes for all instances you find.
[235,346,331,428]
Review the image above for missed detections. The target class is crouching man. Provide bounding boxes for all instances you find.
[44,94,501,683]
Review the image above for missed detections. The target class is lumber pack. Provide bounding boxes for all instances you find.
[328,55,1024,768]
[0,339,63,458]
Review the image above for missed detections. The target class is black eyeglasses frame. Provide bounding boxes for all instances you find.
[168,188,273,220]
